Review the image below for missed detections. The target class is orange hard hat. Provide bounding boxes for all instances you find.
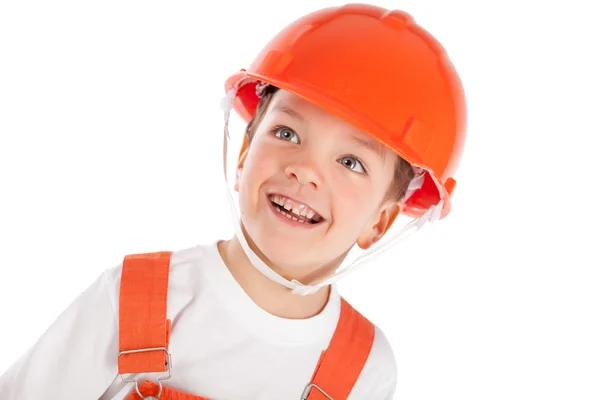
[225,3,466,220]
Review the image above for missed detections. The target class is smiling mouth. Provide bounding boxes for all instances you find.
[268,194,323,225]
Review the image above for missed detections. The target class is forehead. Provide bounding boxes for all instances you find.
[266,90,389,159]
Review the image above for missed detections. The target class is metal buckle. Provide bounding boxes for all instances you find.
[118,347,172,400]
[301,383,334,400]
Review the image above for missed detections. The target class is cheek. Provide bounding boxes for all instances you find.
[331,179,377,229]
[238,145,277,201]
[246,138,281,170]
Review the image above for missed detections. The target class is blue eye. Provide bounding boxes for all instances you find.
[339,156,366,174]
[274,127,299,144]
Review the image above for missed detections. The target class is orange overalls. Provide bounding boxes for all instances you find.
[118,252,375,400]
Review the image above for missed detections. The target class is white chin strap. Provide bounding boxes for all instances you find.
[220,88,443,296]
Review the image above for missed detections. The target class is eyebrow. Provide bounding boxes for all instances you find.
[351,135,386,160]
[272,104,305,122]
[272,102,385,159]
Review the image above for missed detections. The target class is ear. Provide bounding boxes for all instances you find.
[234,134,250,192]
[356,202,401,250]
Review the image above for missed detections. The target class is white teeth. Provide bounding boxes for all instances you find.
[269,194,282,206]
[275,206,311,224]
[284,199,293,210]
[270,194,321,222]
[298,204,307,217]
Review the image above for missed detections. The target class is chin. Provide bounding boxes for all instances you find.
[238,196,353,276]
[253,231,312,268]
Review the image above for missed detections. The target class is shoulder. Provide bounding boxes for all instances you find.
[103,242,215,287]
[348,309,398,399]
[102,242,218,320]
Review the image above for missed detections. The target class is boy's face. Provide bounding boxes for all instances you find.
[235,90,400,281]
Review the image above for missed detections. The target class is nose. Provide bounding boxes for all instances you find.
[285,159,323,189]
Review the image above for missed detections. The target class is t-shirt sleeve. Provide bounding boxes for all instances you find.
[0,268,120,399]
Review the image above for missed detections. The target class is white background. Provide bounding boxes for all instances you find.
[1,0,599,398]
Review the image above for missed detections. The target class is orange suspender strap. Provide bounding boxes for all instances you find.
[118,251,173,374]
[305,298,376,400]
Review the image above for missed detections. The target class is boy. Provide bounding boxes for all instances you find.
[0,3,465,399]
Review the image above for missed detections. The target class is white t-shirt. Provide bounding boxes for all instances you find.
[0,242,397,399]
